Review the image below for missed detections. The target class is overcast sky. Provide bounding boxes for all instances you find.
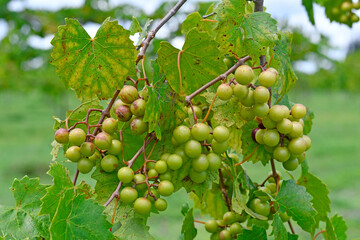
[2,0,360,72]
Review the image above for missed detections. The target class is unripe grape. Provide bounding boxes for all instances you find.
[69,128,86,146]
[107,139,122,155]
[101,155,119,173]
[134,174,147,191]
[255,128,265,144]
[171,136,180,146]
[354,2,360,10]
[259,69,278,87]
[210,233,221,240]
[267,170,282,183]
[258,186,271,201]
[233,84,249,99]
[273,146,290,162]
[130,99,146,117]
[291,104,306,119]
[65,146,81,162]
[229,222,242,235]
[155,198,167,211]
[350,14,359,23]
[254,86,270,103]
[303,135,312,150]
[146,189,160,203]
[94,132,112,150]
[161,153,171,161]
[241,89,254,107]
[77,158,94,174]
[167,154,183,170]
[240,107,255,121]
[217,84,233,101]
[173,125,191,144]
[223,211,236,225]
[113,99,128,113]
[189,169,207,183]
[159,171,172,181]
[54,128,69,144]
[117,167,134,183]
[277,118,293,134]
[253,103,269,117]
[115,105,132,122]
[133,197,152,215]
[340,1,352,11]
[158,180,174,196]
[282,158,299,171]
[297,152,306,163]
[184,140,202,158]
[80,142,95,157]
[249,198,270,216]
[219,229,232,240]
[223,57,234,69]
[188,106,202,119]
[213,126,230,143]
[120,85,139,104]
[205,219,218,233]
[216,219,225,226]
[263,129,280,147]
[207,153,222,171]
[191,123,210,141]
[235,65,255,85]
[140,87,149,101]
[289,121,303,138]
[339,14,349,23]
[331,7,340,16]
[266,183,277,193]
[288,137,307,154]
[155,160,168,174]
[262,115,276,129]
[120,187,138,203]
[130,118,148,135]
[269,105,289,122]
[192,154,209,172]
[88,151,101,163]
[147,161,156,169]
[211,139,228,154]
[279,211,290,222]
[102,118,117,134]
[147,169,158,179]
[174,147,188,162]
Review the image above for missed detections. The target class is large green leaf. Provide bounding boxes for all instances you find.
[157,29,227,98]
[275,180,317,232]
[0,176,50,239]
[237,226,267,240]
[179,208,197,240]
[51,17,137,101]
[272,213,288,240]
[114,217,154,240]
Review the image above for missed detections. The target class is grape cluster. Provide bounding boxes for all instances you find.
[328,1,360,24]
[113,85,149,135]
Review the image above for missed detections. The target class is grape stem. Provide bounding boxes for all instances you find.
[218,169,232,211]
[104,133,156,207]
[270,158,280,193]
[136,0,188,64]
[202,12,216,19]
[312,230,326,240]
[288,220,296,234]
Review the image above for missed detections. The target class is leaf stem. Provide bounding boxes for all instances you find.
[312,230,326,240]
[288,220,296,235]
[218,169,232,211]
[235,145,259,166]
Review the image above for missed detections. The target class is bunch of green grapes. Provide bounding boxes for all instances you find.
[113,85,148,135]
[328,0,360,24]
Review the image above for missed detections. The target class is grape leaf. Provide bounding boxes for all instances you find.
[303,108,314,135]
[49,195,113,240]
[288,233,299,240]
[325,216,337,240]
[272,213,288,240]
[182,12,217,36]
[302,0,315,25]
[237,225,267,240]
[328,214,348,240]
[51,17,137,101]
[182,170,219,199]
[179,208,197,240]
[241,121,271,165]
[50,140,61,161]
[129,16,142,35]
[247,218,270,230]
[0,176,50,240]
[275,180,316,232]
[157,29,227,99]
[114,217,154,240]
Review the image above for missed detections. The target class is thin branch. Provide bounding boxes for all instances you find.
[72,169,79,185]
[312,230,326,240]
[254,0,266,68]
[136,0,187,64]
[288,220,296,235]
[202,12,217,19]
[235,145,259,166]
[185,55,251,103]
[218,169,232,211]
[270,158,280,193]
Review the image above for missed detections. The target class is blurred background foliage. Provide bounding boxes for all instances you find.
[0,0,359,239]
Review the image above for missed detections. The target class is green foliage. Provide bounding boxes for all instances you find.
[179,208,197,240]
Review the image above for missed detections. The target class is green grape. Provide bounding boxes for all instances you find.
[240,107,255,121]
[213,126,230,143]
[269,105,289,122]
[339,14,349,23]
[167,154,183,170]
[297,152,306,163]
[216,219,225,226]
[192,154,209,172]
[258,186,271,201]
[340,1,352,11]
[288,137,307,154]
[302,135,312,150]
[120,85,139,104]
[266,183,277,193]
[273,146,290,162]
[133,197,152,215]
[254,86,270,103]
[161,153,171,161]
[80,142,95,157]
[77,158,94,174]
[254,128,265,144]
[146,188,160,203]
[140,86,149,101]
[130,118,148,135]
[259,69,278,87]
[115,105,132,122]
[184,140,202,158]
[147,169,158,179]
[134,174,147,191]
[102,118,118,134]
[229,222,242,235]
[351,14,360,22]
[173,125,191,144]
[113,99,128,112]
[233,84,249,99]
[253,103,269,117]
[279,211,290,222]
[154,198,167,211]
[234,211,248,223]
[158,180,174,196]
[290,103,307,119]
[69,128,86,146]
[262,115,276,129]
[65,146,82,162]
[54,128,69,144]
[223,211,236,225]
[354,2,360,10]
[223,57,233,69]
[117,167,134,183]
[289,121,303,138]
[188,106,202,119]
[130,99,146,117]
[282,158,299,171]
[191,123,210,141]
[155,160,168,174]
[88,151,101,163]
[219,229,232,240]
[205,219,218,233]
[276,118,293,134]
[211,139,228,154]
[189,169,207,183]
[241,89,254,107]
[262,130,280,147]
[174,147,188,162]
[234,65,255,85]
[207,153,222,171]
[120,187,138,203]
[101,155,119,173]
[147,161,156,169]
[210,233,221,240]
[108,139,122,155]
[217,84,233,101]
[249,198,270,216]
[159,171,172,181]
[94,132,112,150]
